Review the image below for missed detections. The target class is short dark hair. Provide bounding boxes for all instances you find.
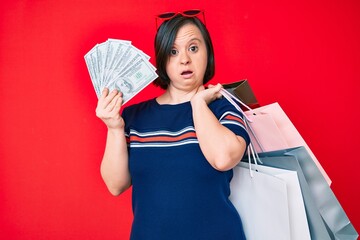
[154,15,215,89]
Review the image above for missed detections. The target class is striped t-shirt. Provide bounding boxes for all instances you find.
[122,97,249,240]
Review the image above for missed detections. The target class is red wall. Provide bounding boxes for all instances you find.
[1,0,359,239]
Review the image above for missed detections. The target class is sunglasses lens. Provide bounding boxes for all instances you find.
[158,12,176,19]
[183,10,201,16]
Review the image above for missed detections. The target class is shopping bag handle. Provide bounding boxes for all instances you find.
[221,88,266,153]
[220,88,263,176]
[220,89,254,122]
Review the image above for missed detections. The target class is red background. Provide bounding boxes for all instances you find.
[1,0,359,239]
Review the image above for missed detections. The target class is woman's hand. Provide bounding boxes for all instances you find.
[191,83,223,105]
[95,88,124,130]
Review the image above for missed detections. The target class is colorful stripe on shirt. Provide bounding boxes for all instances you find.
[127,126,198,148]
[126,111,246,148]
[219,111,247,130]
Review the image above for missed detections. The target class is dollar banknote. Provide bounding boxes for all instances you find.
[84,39,158,104]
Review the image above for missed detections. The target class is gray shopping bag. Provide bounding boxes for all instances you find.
[256,147,358,240]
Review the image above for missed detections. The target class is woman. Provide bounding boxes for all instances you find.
[96,13,249,240]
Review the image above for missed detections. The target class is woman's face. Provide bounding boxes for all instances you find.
[165,23,208,91]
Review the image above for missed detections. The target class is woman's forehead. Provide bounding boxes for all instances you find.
[173,24,204,46]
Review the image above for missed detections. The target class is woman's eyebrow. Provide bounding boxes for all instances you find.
[189,38,202,45]
[173,37,202,47]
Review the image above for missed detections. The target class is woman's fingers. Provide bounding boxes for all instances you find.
[207,83,222,91]
[206,83,223,98]
[99,88,119,108]
[100,88,110,100]
[96,89,123,117]
[213,83,223,98]
[106,92,122,113]
[95,89,125,129]
[112,93,123,113]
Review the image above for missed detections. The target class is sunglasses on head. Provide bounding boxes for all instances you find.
[155,9,206,29]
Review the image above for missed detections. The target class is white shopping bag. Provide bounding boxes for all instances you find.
[229,164,291,240]
[238,162,311,240]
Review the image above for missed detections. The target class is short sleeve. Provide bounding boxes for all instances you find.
[209,97,250,146]
[121,105,133,146]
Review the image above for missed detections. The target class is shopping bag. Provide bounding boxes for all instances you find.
[223,80,260,109]
[257,147,359,240]
[244,102,332,185]
[220,89,331,185]
[250,154,332,240]
[229,163,291,240]
[237,161,311,240]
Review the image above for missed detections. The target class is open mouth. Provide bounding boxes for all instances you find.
[181,70,193,76]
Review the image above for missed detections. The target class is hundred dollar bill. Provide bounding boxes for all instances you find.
[84,45,101,97]
[105,43,148,85]
[106,57,158,103]
[103,39,131,87]
[96,42,108,87]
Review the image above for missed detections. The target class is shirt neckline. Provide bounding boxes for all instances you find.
[152,98,191,110]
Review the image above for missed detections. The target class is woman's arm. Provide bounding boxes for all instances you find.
[100,128,131,196]
[96,88,131,196]
[191,84,247,171]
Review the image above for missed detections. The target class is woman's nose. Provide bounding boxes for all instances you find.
[180,52,191,65]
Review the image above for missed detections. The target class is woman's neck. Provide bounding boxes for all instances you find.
[156,85,203,105]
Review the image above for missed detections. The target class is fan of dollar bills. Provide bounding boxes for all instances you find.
[84,39,158,104]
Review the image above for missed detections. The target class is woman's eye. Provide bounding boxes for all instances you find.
[189,46,198,52]
[170,49,178,55]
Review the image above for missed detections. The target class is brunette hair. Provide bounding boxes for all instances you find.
[154,15,215,89]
